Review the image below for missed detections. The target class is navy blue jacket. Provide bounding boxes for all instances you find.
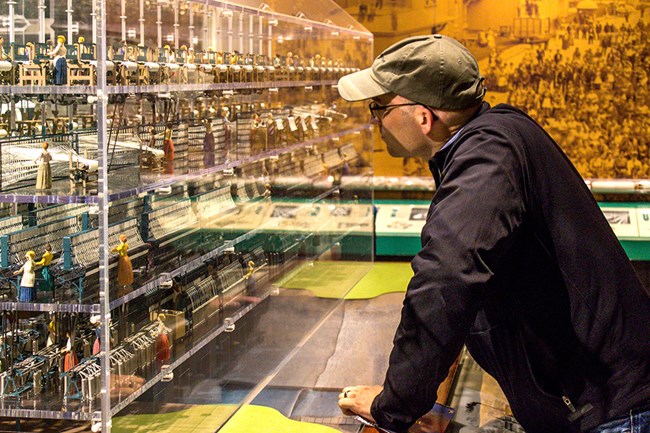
[371,103,650,433]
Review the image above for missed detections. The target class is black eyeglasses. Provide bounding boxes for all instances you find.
[368,101,437,121]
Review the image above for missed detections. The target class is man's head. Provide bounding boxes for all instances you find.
[338,35,485,158]
[338,34,485,110]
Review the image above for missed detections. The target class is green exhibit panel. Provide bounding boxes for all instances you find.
[374,201,429,257]
[375,201,650,260]
[600,203,650,260]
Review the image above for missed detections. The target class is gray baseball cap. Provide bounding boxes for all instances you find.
[337,34,486,110]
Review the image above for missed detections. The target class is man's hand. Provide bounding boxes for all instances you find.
[338,385,383,421]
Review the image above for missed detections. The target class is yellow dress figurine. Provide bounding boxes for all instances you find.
[112,234,134,295]
[35,142,53,190]
[163,124,174,173]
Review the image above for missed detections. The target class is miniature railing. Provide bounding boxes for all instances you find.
[146,198,198,242]
[1,215,85,269]
[192,184,237,222]
[29,203,89,226]
[62,217,144,270]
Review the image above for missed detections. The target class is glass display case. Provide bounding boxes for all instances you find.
[0,0,373,431]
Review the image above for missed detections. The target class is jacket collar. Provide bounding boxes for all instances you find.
[429,102,491,187]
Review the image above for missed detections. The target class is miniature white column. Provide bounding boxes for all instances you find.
[224,10,233,53]
[7,0,15,134]
[238,11,244,53]
[139,0,145,46]
[225,10,234,53]
[91,0,97,43]
[6,0,15,43]
[189,5,195,48]
[173,0,180,49]
[121,0,126,41]
[215,8,221,52]
[248,14,254,54]
[38,0,46,43]
[66,0,73,43]
[156,2,162,48]
[267,20,276,59]
[203,3,209,49]
[258,15,264,55]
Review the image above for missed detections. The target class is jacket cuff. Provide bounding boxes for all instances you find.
[371,393,413,433]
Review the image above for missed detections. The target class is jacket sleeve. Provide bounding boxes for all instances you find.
[371,125,527,432]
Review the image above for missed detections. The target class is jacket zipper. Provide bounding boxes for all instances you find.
[563,395,594,422]
[562,395,576,413]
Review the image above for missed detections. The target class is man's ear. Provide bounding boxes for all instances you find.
[420,107,437,134]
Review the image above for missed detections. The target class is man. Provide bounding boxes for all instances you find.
[336,34,650,433]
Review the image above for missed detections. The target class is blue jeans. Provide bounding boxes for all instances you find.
[589,406,650,433]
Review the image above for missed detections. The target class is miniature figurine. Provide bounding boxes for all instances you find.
[163,45,175,63]
[162,123,174,173]
[76,36,88,57]
[0,36,7,60]
[264,112,276,146]
[229,51,239,65]
[47,35,67,85]
[126,45,137,62]
[91,315,102,355]
[244,260,257,293]
[251,112,261,128]
[342,152,351,176]
[35,243,55,299]
[117,40,128,57]
[155,313,171,369]
[35,141,52,190]
[112,234,134,296]
[62,330,79,371]
[46,314,57,347]
[245,260,255,278]
[25,41,34,59]
[13,251,36,302]
[141,126,160,169]
[203,120,215,168]
[0,37,11,84]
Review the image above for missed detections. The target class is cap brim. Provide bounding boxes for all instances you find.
[337,68,390,102]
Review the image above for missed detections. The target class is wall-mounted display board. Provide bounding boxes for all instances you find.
[376,201,650,260]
